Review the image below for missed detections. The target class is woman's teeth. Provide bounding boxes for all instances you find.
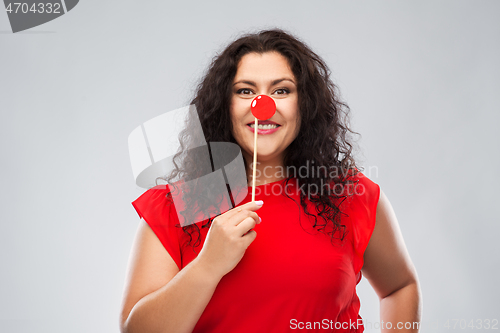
[249,124,279,129]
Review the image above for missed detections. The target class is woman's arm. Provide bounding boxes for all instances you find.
[119,201,262,333]
[361,190,422,332]
[119,219,220,333]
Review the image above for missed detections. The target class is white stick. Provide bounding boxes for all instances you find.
[252,117,258,202]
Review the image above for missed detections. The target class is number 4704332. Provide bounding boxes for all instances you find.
[5,2,62,14]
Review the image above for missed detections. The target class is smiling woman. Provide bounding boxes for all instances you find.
[120,29,422,333]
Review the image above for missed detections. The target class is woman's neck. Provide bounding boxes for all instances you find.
[244,155,288,186]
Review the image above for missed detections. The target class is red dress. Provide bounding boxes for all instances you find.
[132,172,380,332]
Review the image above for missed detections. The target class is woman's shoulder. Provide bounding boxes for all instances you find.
[328,169,381,216]
[349,170,380,198]
[131,185,184,270]
[131,185,175,227]
[133,184,173,204]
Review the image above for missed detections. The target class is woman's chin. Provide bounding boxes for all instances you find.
[241,146,283,164]
[255,152,283,164]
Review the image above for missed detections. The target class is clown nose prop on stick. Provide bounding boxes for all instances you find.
[250,95,277,202]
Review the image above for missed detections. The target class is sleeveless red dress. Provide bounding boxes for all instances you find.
[132,172,380,332]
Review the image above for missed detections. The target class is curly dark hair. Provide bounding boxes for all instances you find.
[164,28,361,252]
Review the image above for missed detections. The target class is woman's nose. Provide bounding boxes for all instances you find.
[250,95,276,120]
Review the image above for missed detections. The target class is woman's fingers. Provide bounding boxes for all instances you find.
[241,230,257,245]
[234,216,259,236]
[231,210,260,227]
[211,200,262,226]
[225,201,263,221]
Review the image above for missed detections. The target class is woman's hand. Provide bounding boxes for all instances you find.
[196,200,264,279]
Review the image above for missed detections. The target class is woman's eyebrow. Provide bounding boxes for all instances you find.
[233,78,296,86]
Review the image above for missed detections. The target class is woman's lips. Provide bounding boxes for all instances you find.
[247,124,280,135]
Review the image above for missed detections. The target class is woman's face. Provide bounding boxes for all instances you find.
[230,51,300,169]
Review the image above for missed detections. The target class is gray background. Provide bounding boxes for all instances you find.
[1,0,499,332]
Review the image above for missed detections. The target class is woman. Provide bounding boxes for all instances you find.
[120,29,422,332]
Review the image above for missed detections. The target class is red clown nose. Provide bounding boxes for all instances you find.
[251,95,276,120]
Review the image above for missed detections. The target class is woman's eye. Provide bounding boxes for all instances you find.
[274,88,290,95]
[237,88,253,95]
